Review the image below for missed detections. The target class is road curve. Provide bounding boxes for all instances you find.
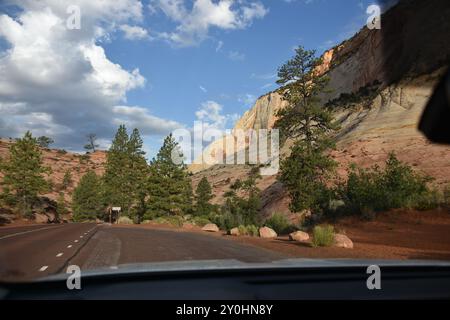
[0,223,286,281]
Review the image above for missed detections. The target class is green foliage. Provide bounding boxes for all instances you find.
[154,215,184,227]
[146,134,193,218]
[37,136,54,148]
[61,170,73,191]
[312,225,335,247]
[337,153,437,214]
[118,216,133,224]
[237,224,259,236]
[103,125,149,221]
[275,46,338,214]
[56,192,69,219]
[264,212,296,234]
[192,216,211,227]
[57,149,67,155]
[195,176,214,216]
[72,170,103,221]
[84,133,99,152]
[0,131,51,217]
[220,167,262,227]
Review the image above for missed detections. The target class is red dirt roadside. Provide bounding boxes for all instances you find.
[128,209,450,261]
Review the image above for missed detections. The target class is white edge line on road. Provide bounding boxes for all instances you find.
[39,266,48,272]
[0,225,63,241]
[67,245,72,248]
[56,253,63,257]
[74,240,78,243]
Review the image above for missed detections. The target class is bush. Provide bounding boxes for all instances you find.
[192,216,211,227]
[154,215,183,227]
[264,212,296,234]
[118,216,133,224]
[237,224,259,236]
[141,220,151,224]
[312,225,335,247]
[337,153,437,215]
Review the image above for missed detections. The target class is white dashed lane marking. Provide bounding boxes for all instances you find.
[74,240,79,243]
[67,245,72,248]
[56,253,63,257]
[39,266,48,272]
[80,236,83,238]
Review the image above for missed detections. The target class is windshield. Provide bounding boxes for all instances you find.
[0,0,449,284]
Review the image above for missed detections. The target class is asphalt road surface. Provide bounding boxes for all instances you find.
[0,223,286,281]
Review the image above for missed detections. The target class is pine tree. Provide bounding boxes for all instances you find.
[72,170,102,221]
[146,134,192,217]
[102,125,149,219]
[56,192,68,219]
[61,170,73,191]
[275,46,338,213]
[195,176,214,216]
[0,131,51,217]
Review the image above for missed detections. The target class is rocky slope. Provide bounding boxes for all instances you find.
[190,0,450,220]
[0,138,106,221]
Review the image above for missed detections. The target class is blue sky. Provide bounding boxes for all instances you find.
[0,0,394,159]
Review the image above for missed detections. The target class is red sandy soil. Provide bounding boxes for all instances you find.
[128,209,450,261]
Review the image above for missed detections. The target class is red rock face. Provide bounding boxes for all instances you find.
[0,138,107,204]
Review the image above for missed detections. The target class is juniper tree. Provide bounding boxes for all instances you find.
[61,170,73,191]
[275,46,339,213]
[0,131,51,217]
[37,136,54,148]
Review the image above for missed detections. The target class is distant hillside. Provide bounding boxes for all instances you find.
[0,138,107,205]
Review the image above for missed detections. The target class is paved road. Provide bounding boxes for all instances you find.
[0,223,286,281]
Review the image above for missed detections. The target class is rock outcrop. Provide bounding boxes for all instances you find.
[190,0,450,219]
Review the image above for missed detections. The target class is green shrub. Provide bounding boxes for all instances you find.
[312,225,335,247]
[118,216,133,224]
[246,224,259,236]
[237,224,259,236]
[337,153,437,215]
[141,220,151,224]
[264,212,295,234]
[154,215,183,227]
[192,216,211,227]
[238,225,247,235]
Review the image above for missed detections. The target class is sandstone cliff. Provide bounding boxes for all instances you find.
[190,0,450,219]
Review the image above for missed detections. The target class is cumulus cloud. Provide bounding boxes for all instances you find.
[151,0,268,46]
[119,24,149,40]
[0,0,178,151]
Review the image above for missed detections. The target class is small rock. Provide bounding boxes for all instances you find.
[259,226,277,238]
[289,231,309,242]
[229,227,240,236]
[182,222,195,229]
[34,213,49,224]
[334,234,353,249]
[202,223,219,232]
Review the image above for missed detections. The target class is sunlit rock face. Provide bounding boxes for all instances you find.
[190,0,450,218]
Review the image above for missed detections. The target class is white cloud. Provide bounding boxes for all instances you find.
[238,93,257,107]
[228,50,245,61]
[215,40,224,52]
[120,24,149,40]
[151,0,268,46]
[0,0,178,151]
[199,85,207,93]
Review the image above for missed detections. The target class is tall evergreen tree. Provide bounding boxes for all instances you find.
[146,134,192,217]
[0,131,51,217]
[275,46,338,213]
[195,176,214,216]
[72,170,102,221]
[102,125,148,218]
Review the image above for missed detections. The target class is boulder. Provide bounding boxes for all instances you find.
[229,227,240,236]
[202,223,219,232]
[334,234,354,249]
[34,213,49,224]
[289,231,310,242]
[259,226,277,238]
